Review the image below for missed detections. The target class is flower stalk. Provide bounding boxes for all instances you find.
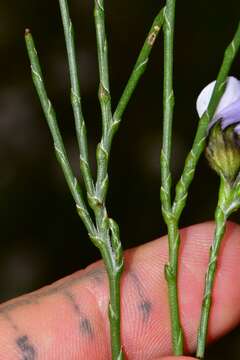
[196,177,240,358]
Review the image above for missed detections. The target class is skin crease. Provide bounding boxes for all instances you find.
[0,222,240,359]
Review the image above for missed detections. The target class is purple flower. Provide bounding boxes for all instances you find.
[196,76,240,183]
[196,76,240,134]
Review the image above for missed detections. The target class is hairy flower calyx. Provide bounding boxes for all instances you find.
[206,124,240,183]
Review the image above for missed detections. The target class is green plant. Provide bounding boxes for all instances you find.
[25,0,240,358]
[25,1,164,358]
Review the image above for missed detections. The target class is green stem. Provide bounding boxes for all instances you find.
[196,179,234,358]
[94,0,112,142]
[164,221,183,355]
[25,30,95,236]
[113,8,164,122]
[108,273,122,359]
[108,219,124,360]
[94,2,124,359]
[58,0,94,197]
[161,1,176,213]
[160,0,184,355]
[90,218,123,359]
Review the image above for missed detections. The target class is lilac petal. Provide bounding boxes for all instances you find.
[197,76,240,118]
[208,98,240,130]
[219,99,240,129]
[234,123,240,134]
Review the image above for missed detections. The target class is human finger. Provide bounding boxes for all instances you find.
[0,222,240,359]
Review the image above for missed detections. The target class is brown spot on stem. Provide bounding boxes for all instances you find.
[148,31,157,46]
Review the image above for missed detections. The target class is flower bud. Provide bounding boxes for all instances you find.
[206,124,240,184]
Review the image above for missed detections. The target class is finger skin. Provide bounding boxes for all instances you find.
[159,357,196,360]
[0,222,239,359]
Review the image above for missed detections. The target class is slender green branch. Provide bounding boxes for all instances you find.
[25,30,95,236]
[94,0,112,142]
[93,2,124,359]
[160,0,184,355]
[196,178,236,359]
[164,222,183,355]
[173,20,240,220]
[161,1,176,215]
[58,0,94,197]
[113,8,164,122]
[90,216,124,360]
[94,0,114,211]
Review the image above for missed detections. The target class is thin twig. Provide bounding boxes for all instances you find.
[58,0,94,197]
[160,0,184,355]
[25,30,95,236]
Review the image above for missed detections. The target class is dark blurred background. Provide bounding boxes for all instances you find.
[0,0,240,358]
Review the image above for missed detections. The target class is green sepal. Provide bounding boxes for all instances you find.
[206,124,240,184]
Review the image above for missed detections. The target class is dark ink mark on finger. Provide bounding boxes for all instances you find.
[85,268,105,284]
[80,318,93,337]
[0,310,19,331]
[129,272,145,298]
[16,336,36,360]
[0,298,36,314]
[64,290,94,338]
[129,271,153,323]
[65,291,80,314]
[139,300,152,322]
